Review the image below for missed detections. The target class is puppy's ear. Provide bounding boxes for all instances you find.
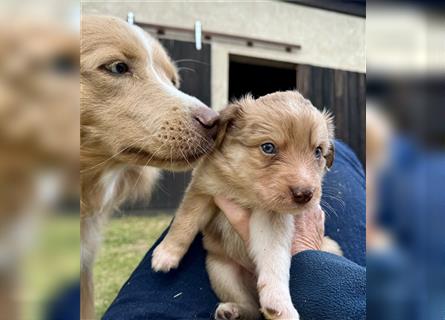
[214,103,242,148]
[325,142,335,169]
[322,109,335,169]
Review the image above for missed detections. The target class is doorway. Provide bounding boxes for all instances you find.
[228,55,297,100]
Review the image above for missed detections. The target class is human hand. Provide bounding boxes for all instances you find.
[291,205,325,255]
[214,195,251,244]
[214,196,325,255]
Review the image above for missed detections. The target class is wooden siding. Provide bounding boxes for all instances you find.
[296,64,366,164]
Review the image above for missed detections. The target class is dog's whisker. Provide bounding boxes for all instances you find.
[182,122,210,144]
[180,123,217,159]
[178,147,192,168]
[320,199,338,219]
[169,145,174,170]
[130,142,165,193]
[321,191,346,209]
[81,135,150,173]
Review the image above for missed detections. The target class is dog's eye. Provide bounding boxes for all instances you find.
[261,143,277,155]
[315,146,323,159]
[104,61,129,75]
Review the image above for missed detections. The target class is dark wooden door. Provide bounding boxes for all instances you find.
[141,39,211,212]
[296,64,366,164]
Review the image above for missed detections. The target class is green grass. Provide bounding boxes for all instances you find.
[22,213,170,319]
[94,214,172,318]
[23,214,80,320]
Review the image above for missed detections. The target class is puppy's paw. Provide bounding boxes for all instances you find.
[261,305,299,320]
[261,304,299,320]
[260,290,299,320]
[151,242,181,272]
[215,303,240,320]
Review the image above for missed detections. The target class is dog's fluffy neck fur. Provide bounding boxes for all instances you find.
[80,147,159,217]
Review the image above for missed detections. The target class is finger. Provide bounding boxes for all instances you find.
[214,196,250,222]
[291,206,326,255]
[214,196,251,244]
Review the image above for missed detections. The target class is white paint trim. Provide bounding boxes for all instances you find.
[211,42,229,111]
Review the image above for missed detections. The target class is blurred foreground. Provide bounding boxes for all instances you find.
[367,2,445,319]
[0,3,79,320]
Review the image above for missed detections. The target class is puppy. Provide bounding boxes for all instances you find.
[81,16,219,319]
[152,91,336,320]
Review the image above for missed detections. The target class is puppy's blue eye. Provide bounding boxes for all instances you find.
[261,143,276,155]
[105,61,129,75]
[315,146,323,159]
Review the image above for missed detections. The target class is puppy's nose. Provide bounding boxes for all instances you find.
[290,187,314,204]
[192,106,219,137]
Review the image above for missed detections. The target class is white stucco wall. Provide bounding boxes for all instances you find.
[82,1,365,108]
[82,1,365,72]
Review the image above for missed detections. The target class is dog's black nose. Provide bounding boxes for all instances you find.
[290,187,314,204]
[193,106,219,138]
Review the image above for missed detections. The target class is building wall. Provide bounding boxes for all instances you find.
[82,1,365,73]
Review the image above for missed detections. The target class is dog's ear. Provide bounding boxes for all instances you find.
[325,142,335,169]
[214,103,242,148]
[321,109,335,169]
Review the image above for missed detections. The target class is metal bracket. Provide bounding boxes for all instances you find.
[127,12,134,25]
[194,20,202,50]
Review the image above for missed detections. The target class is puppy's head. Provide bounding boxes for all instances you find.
[81,16,218,170]
[215,91,334,213]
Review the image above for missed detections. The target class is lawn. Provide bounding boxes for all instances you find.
[23,214,80,320]
[94,214,172,317]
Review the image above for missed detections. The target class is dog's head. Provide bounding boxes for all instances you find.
[81,16,218,170]
[214,91,334,213]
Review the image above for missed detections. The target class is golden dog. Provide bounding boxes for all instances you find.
[81,16,219,319]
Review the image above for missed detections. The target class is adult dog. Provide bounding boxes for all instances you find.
[81,15,219,319]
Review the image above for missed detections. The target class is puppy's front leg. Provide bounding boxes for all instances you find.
[249,211,299,320]
[152,190,214,272]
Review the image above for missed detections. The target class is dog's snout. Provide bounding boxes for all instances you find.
[290,187,314,204]
[192,107,219,138]
[193,107,219,128]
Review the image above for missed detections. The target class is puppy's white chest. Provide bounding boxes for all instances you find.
[248,210,294,258]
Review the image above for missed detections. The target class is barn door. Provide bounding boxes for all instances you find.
[296,65,366,165]
[145,39,211,212]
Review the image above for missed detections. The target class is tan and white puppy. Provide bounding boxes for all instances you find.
[152,91,336,320]
[81,16,219,319]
